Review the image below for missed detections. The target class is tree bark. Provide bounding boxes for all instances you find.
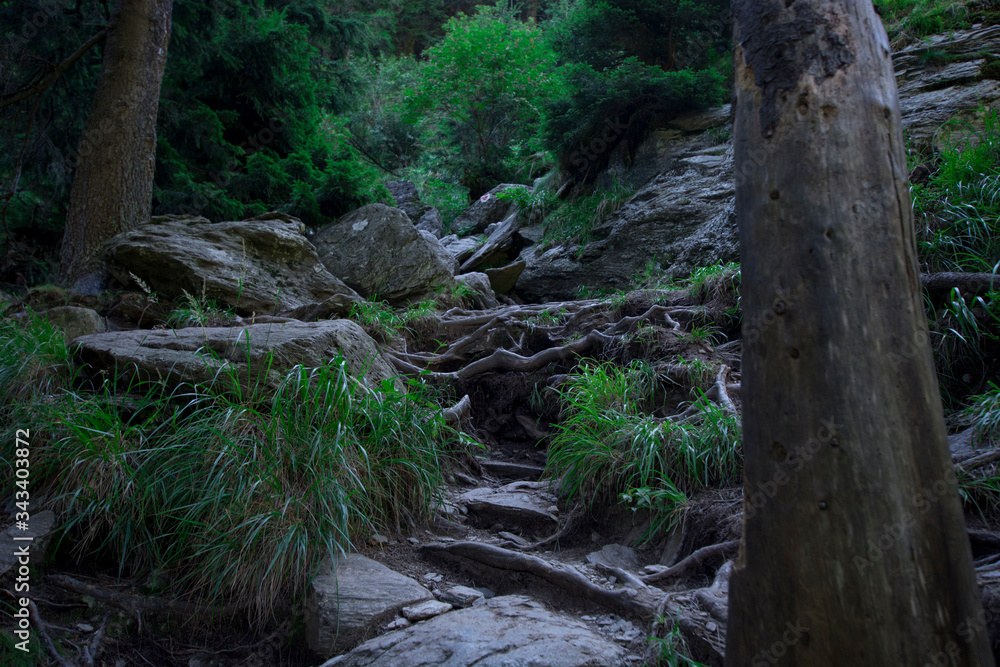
[58,0,173,293]
[725,1,994,665]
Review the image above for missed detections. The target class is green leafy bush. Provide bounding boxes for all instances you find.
[543,59,727,180]
[404,6,561,197]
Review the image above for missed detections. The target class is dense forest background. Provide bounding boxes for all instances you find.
[1,0,993,281]
[0,0,732,283]
[4,1,1000,664]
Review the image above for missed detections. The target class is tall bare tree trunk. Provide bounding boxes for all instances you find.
[725,0,995,664]
[59,0,173,293]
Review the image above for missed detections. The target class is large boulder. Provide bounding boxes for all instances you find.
[319,595,627,667]
[459,211,527,274]
[385,181,425,219]
[105,213,359,316]
[450,184,525,235]
[40,306,107,342]
[454,272,500,310]
[516,141,736,303]
[440,235,483,265]
[306,554,433,657]
[386,180,445,238]
[72,319,399,393]
[313,205,456,304]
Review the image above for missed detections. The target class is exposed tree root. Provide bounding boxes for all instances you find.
[451,329,617,381]
[957,449,1000,474]
[443,394,472,429]
[592,561,651,591]
[512,501,585,551]
[49,574,242,627]
[921,272,999,300]
[29,599,72,667]
[641,540,740,584]
[674,365,738,420]
[420,541,661,620]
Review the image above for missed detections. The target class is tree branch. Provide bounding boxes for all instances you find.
[0,29,110,112]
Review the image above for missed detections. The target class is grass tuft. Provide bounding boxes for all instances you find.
[545,360,741,540]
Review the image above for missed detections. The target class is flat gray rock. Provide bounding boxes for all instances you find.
[451,184,524,235]
[320,595,627,667]
[586,544,641,572]
[105,213,358,315]
[306,554,433,657]
[73,319,399,393]
[438,585,485,607]
[40,306,106,342]
[401,599,453,621]
[459,481,558,533]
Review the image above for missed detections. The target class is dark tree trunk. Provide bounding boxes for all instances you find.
[58,0,173,293]
[725,0,994,665]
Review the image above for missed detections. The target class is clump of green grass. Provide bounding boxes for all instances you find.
[539,177,635,245]
[349,298,439,341]
[646,619,709,667]
[685,262,741,303]
[545,360,741,539]
[0,314,460,627]
[960,381,1000,444]
[874,0,977,45]
[0,310,72,405]
[953,383,1000,516]
[168,288,236,328]
[915,108,1000,273]
[30,358,454,625]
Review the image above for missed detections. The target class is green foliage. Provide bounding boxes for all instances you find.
[619,482,687,544]
[342,56,423,174]
[916,110,1000,273]
[543,59,727,179]
[545,360,741,537]
[874,0,979,44]
[647,620,709,667]
[649,616,705,667]
[686,262,741,302]
[545,0,729,72]
[673,356,716,394]
[167,284,236,329]
[155,0,393,223]
[0,0,394,250]
[0,311,72,406]
[961,381,1000,444]
[0,319,458,627]
[404,6,561,196]
[498,185,562,225]
[956,381,1000,515]
[349,298,440,341]
[539,177,636,245]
